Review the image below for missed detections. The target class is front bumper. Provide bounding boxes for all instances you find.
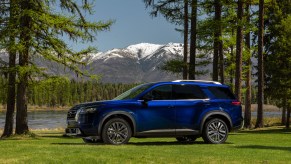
[65,128,82,136]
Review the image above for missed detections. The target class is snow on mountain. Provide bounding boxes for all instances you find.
[87,42,184,63]
[86,43,191,83]
[125,43,163,59]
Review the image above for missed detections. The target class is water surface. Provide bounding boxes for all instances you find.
[0,111,282,130]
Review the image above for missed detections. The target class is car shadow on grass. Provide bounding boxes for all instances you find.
[238,128,291,134]
[51,140,233,146]
[127,141,204,146]
[51,143,96,146]
[51,142,204,146]
[236,145,291,152]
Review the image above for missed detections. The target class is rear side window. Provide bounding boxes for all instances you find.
[173,85,206,99]
[208,87,236,99]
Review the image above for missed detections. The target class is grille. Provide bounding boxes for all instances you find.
[67,110,77,119]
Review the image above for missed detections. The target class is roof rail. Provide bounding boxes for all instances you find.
[172,80,222,85]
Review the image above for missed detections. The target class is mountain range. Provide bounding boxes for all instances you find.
[0,43,212,83]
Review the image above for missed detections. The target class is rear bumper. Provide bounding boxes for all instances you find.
[233,117,244,130]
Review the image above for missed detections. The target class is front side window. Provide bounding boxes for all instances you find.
[113,83,154,100]
[173,85,206,99]
[143,85,172,100]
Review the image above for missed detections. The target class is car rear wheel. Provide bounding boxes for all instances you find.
[102,118,132,145]
[176,136,197,142]
[202,118,228,144]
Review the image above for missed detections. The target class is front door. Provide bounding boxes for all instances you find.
[137,85,176,136]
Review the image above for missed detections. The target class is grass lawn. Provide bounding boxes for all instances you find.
[0,126,290,163]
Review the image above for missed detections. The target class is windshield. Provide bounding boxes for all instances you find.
[113,83,154,100]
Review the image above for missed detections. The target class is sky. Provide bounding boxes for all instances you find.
[73,0,183,52]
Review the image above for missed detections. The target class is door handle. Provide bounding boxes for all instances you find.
[168,105,174,109]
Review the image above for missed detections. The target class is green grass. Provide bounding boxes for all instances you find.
[0,127,291,164]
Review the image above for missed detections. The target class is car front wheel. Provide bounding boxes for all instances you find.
[102,118,132,145]
[202,118,228,144]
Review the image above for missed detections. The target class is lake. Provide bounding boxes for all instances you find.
[0,111,283,130]
[0,111,67,130]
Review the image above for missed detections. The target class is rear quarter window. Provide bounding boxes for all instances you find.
[208,86,236,99]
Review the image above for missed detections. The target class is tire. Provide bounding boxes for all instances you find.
[82,137,103,143]
[202,118,228,144]
[102,118,132,145]
[176,136,197,142]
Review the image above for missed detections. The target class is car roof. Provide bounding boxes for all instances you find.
[152,80,228,87]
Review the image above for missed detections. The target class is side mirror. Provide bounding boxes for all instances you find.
[142,94,154,102]
[140,94,153,107]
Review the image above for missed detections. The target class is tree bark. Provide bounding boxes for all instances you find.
[212,0,220,82]
[255,0,264,128]
[2,0,17,138]
[16,0,31,134]
[244,2,252,129]
[230,28,235,91]
[282,96,287,125]
[235,0,244,102]
[189,0,197,80]
[216,0,224,84]
[183,0,189,80]
[287,104,290,129]
[2,52,16,138]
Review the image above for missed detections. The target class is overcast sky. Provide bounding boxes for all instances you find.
[70,0,183,52]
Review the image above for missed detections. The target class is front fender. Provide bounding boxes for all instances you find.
[97,110,136,136]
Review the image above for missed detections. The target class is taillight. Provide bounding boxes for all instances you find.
[231,101,241,106]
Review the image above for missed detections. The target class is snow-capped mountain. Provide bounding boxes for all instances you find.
[0,43,211,83]
[86,43,185,83]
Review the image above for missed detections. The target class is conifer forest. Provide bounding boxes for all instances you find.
[0,0,290,137]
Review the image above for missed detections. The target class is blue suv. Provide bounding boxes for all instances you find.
[66,80,243,145]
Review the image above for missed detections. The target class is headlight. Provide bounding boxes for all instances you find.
[80,108,97,114]
[75,107,97,121]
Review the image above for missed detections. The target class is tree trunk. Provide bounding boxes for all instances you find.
[244,2,252,129]
[189,0,197,80]
[287,104,290,129]
[282,96,287,125]
[183,0,189,80]
[235,0,244,102]
[217,0,224,84]
[2,0,17,138]
[16,0,31,134]
[2,52,16,138]
[255,0,264,128]
[212,0,220,82]
[230,28,235,91]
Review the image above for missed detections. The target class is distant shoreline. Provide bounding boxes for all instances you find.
[0,105,70,112]
[0,104,281,112]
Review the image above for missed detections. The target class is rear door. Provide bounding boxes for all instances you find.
[174,84,208,135]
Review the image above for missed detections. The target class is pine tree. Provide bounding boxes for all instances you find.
[1,0,18,138]
[244,0,252,129]
[1,0,112,135]
[265,0,291,128]
[255,0,265,128]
